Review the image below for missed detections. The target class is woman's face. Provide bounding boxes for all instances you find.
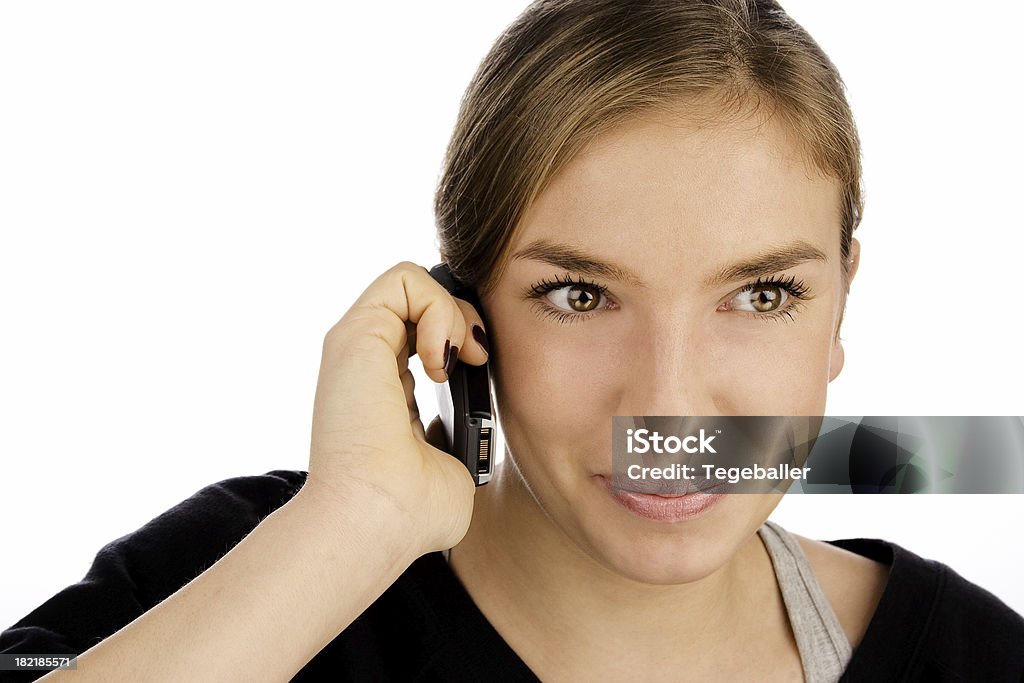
[480,104,855,584]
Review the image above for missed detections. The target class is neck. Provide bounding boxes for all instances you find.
[448,459,788,671]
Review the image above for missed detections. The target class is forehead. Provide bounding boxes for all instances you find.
[512,106,843,277]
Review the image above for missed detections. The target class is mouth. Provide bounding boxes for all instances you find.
[596,475,726,522]
[599,471,730,495]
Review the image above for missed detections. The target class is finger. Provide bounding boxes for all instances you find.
[400,364,416,414]
[404,320,417,360]
[425,414,449,453]
[411,406,426,441]
[399,351,426,439]
[314,263,453,451]
[452,297,490,367]
[339,261,459,384]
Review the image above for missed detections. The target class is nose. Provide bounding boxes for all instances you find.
[617,320,719,418]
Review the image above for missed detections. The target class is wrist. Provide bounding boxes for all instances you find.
[287,474,426,569]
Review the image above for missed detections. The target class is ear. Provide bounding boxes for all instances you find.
[846,237,861,286]
[828,338,845,382]
[829,237,861,383]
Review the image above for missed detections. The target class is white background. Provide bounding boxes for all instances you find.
[1,1,1022,629]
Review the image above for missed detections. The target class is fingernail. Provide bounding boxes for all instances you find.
[472,324,490,354]
[443,342,460,379]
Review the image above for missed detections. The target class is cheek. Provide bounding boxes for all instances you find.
[494,318,618,428]
[488,306,625,484]
[709,321,833,414]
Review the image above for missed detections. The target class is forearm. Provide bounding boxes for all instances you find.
[38,482,419,682]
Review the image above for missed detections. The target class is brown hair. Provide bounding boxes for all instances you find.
[435,0,862,312]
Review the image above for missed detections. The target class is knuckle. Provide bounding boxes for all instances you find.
[390,260,426,276]
[323,320,347,348]
[452,302,468,328]
[323,307,384,352]
[455,298,481,321]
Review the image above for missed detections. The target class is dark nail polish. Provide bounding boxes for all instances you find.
[472,324,490,354]
[444,343,460,379]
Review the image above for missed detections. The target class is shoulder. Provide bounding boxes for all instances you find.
[791,533,889,650]
[1,470,310,658]
[816,535,1024,679]
[117,469,308,560]
[175,469,308,518]
[83,468,310,596]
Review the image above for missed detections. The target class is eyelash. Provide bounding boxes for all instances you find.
[524,272,613,325]
[735,274,811,324]
[523,272,812,325]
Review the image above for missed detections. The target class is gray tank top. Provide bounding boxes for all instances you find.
[443,520,852,681]
[759,520,853,682]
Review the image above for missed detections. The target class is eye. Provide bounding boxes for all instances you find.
[734,284,788,313]
[725,275,811,322]
[523,272,615,324]
[547,282,604,313]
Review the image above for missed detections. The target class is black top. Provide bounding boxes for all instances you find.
[2,470,1022,682]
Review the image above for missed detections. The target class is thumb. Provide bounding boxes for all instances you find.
[425,414,450,453]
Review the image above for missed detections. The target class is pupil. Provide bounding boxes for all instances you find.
[753,287,780,312]
[569,286,597,312]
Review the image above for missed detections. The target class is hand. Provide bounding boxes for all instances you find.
[300,261,490,554]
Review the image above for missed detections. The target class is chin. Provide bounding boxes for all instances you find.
[568,477,763,585]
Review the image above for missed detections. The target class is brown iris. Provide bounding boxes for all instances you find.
[566,285,600,312]
[750,285,783,312]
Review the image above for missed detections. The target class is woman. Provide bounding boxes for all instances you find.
[2,0,1022,681]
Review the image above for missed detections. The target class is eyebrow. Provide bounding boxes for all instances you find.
[702,240,829,288]
[510,239,649,288]
[510,238,829,289]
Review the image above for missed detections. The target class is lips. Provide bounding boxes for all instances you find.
[599,473,730,496]
[596,475,727,522]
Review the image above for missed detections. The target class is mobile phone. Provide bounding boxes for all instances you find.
[428,262,495,486]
